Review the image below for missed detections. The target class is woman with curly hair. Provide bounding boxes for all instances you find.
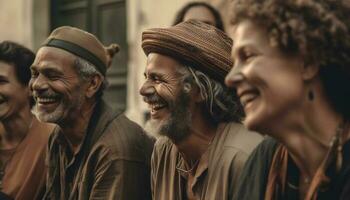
[225,0,350,199]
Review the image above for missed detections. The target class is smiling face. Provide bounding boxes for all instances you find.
[29,47,87,124]
[225,20,306,132]
[140,53,194,142]
[0,61,30,120]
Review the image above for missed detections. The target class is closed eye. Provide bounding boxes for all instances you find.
[144,72,166,84]
[241,50,256,63]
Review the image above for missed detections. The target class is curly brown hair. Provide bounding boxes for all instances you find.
[231,0,350,119]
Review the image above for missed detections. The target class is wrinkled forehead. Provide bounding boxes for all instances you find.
[145,53,185,74]
[33,46,77,71]
[34,46,76,66]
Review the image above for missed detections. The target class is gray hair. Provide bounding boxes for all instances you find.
[74,57,109,99]
[181,66,243,123]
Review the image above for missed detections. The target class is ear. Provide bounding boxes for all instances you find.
[85,75,103,98]
[302,62,319,81]
[182,82,202,103]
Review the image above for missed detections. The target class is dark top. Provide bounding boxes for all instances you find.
[233,137,350,200]
[43,100,155,200]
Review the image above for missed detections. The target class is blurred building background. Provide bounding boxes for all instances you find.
[0,0,232,125]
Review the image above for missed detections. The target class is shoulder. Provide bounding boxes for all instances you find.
[28,119,57,154]
[208,123,263,175]
[152,137,175,159]
[240,136,279,174]
[232,137,279,200]
[95,114,155,162]
[221,122,264,155]
[32,119,56,141]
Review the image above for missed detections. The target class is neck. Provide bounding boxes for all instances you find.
[1,106,33,149]
[59,100,96,153]
[175,112,218,165]
[265,84,344,178]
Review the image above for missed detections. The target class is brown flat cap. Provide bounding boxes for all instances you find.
[142,20,233,82]
[43,26,119,76]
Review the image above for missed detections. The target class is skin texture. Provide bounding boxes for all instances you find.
[30,47,102,151]
[226,20,345,199]
[0,62,29,121]
[140,53,194,143]
[183,6,216,27]
[30,47,87,124]
[226,20,305,132]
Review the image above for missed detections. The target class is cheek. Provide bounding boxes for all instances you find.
[47,81,78,100]
[28,79,33,90]
[249,59,303,97]
[259,74,303,114]
[155,83,179,100]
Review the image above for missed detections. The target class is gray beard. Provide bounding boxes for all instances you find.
[31,93,84,124]
[159,90,192,144]
[31,102,65,123]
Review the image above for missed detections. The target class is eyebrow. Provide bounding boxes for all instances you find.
[30,65,64,76]
[234,43,258,56]
[144,71,165,78]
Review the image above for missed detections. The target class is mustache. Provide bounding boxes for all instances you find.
[143,94,165,104]
[32,90,59,98]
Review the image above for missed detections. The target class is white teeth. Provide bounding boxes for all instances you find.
[240,93,258,107]
[37,97,57,103]
[149,103,166,111]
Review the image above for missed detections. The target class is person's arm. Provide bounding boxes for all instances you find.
[88,157,151,200]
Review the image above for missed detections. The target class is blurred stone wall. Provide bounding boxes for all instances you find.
[0,0,34,48]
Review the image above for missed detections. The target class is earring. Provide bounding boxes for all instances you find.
[308,90,314,101]
[183,83,192,93]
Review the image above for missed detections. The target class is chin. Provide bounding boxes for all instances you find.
[32,105,65,124]
[243,112,266,132]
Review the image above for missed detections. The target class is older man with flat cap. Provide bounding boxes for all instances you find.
[30,26,154,200]
[140,20,263,200]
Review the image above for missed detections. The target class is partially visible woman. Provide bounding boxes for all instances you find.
[173,1,224,31]
[225,0,350,199]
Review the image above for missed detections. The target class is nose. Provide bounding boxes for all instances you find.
[30,74,49,93]
[225,66,245,88]
[139,81,156,97]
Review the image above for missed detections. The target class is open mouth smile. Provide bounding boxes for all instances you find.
[34,95,61,110]
[148,102,168,117]
[238,88,260,109]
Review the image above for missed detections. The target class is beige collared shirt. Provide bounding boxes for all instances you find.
[151,122,264,200]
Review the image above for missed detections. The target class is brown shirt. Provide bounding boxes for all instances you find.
[0,118,55,200]
[151,122,264,200]
[44,100,155,200]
